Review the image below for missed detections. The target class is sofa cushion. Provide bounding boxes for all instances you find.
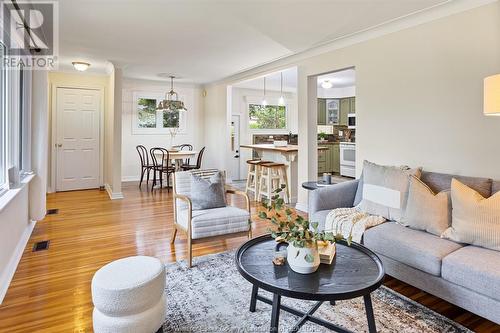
[177,206,250,239]
[402,176,451,236]
[363,222,463,276]
[309,209,331,232]
[357,160,422,222]
[442,179,500,251]
[442,246,500,302]
[420,171,492,198]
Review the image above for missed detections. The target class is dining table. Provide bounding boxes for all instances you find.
[154,149,198,171]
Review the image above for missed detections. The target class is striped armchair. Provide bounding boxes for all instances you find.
[171,169,252,267]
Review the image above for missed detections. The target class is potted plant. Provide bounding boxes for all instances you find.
[318,132,328,142]
[258,186,351,274]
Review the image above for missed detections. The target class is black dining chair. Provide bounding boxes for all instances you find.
[136,145,154,189]
[174,144,193,165]
[150,147,176,191]
[181,146,205,171]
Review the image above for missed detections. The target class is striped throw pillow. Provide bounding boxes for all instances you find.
[442,179,500,251]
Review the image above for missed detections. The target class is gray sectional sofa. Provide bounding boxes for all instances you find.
[308,171,500,324]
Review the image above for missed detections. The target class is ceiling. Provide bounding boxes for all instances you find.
[317,69,356,89]
[57,0,451,83]
[232,68,297,92]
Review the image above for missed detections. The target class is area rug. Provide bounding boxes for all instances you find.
[160,251,471,333]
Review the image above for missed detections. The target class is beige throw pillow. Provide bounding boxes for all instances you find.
[442,179,500,251]
[402,176,451,236]
[356,160,422,222]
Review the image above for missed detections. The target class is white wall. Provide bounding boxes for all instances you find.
[231,87,297,179]
[121,78,204,181]
[203,2,500,210]
[317,86,355,99]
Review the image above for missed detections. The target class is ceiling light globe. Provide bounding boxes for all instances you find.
[321,80,333,89]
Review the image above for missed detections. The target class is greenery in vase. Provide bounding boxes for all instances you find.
[258,186,351,263]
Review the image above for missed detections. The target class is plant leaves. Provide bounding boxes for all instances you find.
[304,254,314,263]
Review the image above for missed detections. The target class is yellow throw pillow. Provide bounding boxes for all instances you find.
[442,179,500,250]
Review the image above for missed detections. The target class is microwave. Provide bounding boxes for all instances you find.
[348,113,356,129]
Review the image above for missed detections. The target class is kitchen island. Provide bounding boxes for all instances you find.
[240,144,327,204]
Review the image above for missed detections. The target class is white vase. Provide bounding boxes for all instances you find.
[286,242,320,274]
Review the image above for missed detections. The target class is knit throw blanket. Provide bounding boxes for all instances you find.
[324,208,386,243]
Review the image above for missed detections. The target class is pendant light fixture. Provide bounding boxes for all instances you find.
[157,76,187,112]
[278,72,285,106]
[262,76,268,106]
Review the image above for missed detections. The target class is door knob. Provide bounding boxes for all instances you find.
[57,144,62,147]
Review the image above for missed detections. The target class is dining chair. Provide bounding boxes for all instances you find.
[136,145,154,189]
[181,146,205,171]
[174,144,193,165]
[150,147,176,191]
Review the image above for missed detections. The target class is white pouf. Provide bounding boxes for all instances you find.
[93,294,166,333]
[92,256,166,333]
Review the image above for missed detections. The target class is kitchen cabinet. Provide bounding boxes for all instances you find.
[350,97,355,113]
[317,142,340,174]
[317,99,326,125]
[332,143,340,173]
[339,98,350,126]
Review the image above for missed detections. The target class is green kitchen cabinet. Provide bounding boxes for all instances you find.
[317,99,326,125]
[350,97,355,113]
[318,147,328,173]
[332,143,340,173]
[339,98,350,126]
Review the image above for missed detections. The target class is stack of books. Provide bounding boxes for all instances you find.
[318,241,337,265]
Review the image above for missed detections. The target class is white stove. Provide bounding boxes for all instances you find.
[339,142,356,178]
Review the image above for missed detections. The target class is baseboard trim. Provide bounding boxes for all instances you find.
[295,202,308,213]
[105,183,124,200]
[121,176,140,182]
[0,219,36,304]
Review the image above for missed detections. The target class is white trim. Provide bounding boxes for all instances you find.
[0,219,36,305]
[50,85,105,193]
[209,0,498,86]
[0,173,34,213]
[294,202,308,213]
[105,183,124,200]
[122,175,140,182]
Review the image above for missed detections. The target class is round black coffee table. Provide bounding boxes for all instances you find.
[235,234,384,333]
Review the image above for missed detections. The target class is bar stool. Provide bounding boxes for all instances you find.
[258,162,290,204]
[245,159,270,201]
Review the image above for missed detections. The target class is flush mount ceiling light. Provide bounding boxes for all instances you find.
[72,61,90,71]
[278,72,285,106]
[321,80,333,89]
[157,76,187,112]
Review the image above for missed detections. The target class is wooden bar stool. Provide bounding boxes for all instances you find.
[245,159,270,201]
[258,162,290,204]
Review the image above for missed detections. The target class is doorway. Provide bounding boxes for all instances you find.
[230,115,241,180]
[54,87,102,191]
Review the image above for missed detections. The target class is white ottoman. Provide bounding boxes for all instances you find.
[92,256,166,333]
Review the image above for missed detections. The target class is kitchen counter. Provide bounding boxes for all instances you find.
[241,144,328,152]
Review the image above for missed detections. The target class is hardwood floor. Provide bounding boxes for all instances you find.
[0,182,498,332]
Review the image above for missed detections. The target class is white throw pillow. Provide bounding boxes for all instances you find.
[442,179,500,251]
[356,160,422,222]
[402,176,451,236]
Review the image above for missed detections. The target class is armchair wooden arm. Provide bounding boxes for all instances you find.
[225,187,251,214]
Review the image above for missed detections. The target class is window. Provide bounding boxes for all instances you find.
[132,92,185,134]
[248,103,286,130]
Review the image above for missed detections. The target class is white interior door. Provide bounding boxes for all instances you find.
[56,88,101,191]
[230,115,241,180]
